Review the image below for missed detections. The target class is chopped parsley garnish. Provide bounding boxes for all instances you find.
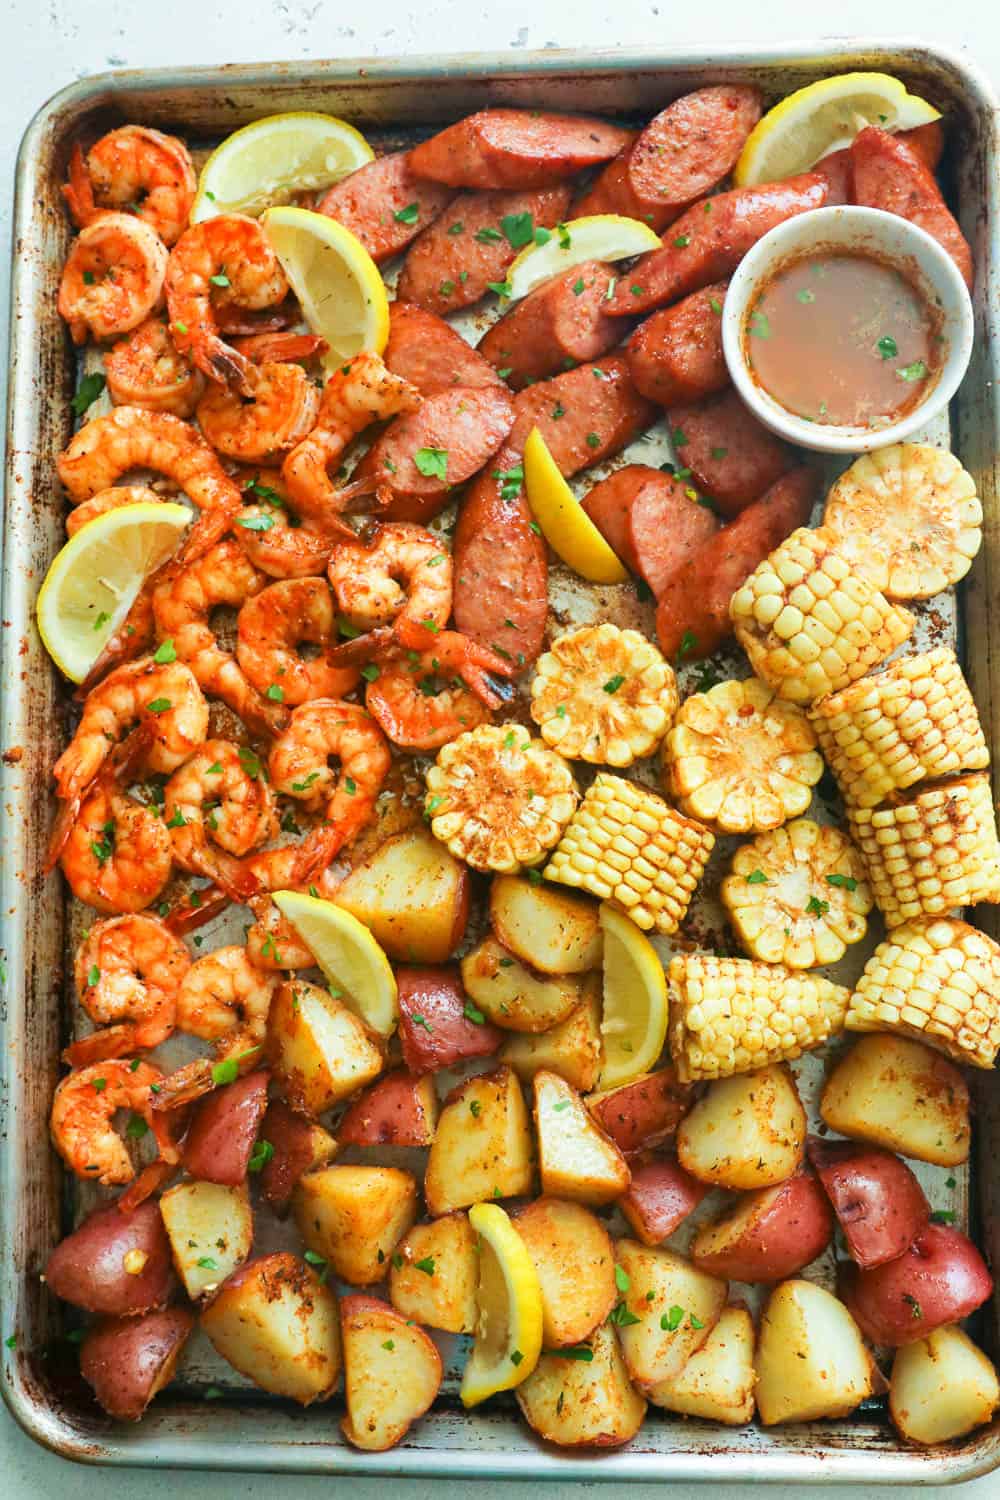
[248,1139,274,1173]
[796,288,816,304]
[500,211,534,248]
[153,639,177,665]
[877,334,898,359]
[487,280,513,299]
[673,234,691,248]
[393,202,420,224]
[806,895,830,917]
[474,226,503,244]
[898,360,928,382]
[745,869,769,885]
[661,1306,685,1332]
[825,873,858,890]
[414,1257,436,1276]
[71,372,106,417]
[413,446,448,480]
[603,674,626,694]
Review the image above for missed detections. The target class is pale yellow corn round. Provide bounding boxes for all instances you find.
[848,773,1000,928]
[848,916,1000,1068]
[809,647,988,810]
[668,951,850,1080]
[729,527,914,705]
[543,771,714,933]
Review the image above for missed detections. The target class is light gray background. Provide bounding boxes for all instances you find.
[2,0,998,1494]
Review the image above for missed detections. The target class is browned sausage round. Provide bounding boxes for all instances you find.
[627,471,720,596]
[408,109,633,189]
[477,261,622,389]
[508,354,656,471]
[851,126,972,288]
[668,389,793,518]
[579,466,652,570]
[627,281,730,405]
[383,302,502,396]
[812,147,853,205]
[397,185,572,315]
[317,151,454,264]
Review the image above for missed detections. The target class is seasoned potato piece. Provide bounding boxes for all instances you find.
[490,875,602,974]
[614,1239,727,1390]
[677,1065,806,1190]
[266,979,383,1117]
[258,1101,338,1217]
[337,1070,438,1147]
[586,1066,693,1156]
[516,1322,647,1447]
[200,1252,340,1405]
[820,1034,970,1167]
[461,935,584,1032]
[389,1213,478,1334]
[514,1198,618,1347]
[500,979,604,1091]
[293,1166,418,1286]
[340,1294,442,1451]
[755,1279,874,1424]
[649,1304,756,1424]
[534,1070,631,1205]
[333,826,470,963]
[160,1180,253,1301]
[424,1065,534,1216]
[890,1325,1000,1446]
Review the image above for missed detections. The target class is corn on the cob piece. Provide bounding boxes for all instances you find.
[848,773,1000,928]
[668,952,850,1081]
[530,622,678,767]
[729,527,914,705]
[847,916,1000,1069]
[721,818,873,969]
[822,444,983,601]
[662,677,824,833]
[425,724,578,874]
[544,772,714,934]
[808,647,988,811]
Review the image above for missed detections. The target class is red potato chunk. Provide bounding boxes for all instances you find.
[81,1306,195,1421]
[807,1136,930,1269]
[586,1067,694,1156]
[396,965,502,1075]
[690,1169,834,1282]
[257,1099,338,1216]
[183,1069,269,1185]
[44,1199,174,1317]
[338,1070,439,1147]
[841,1223,994,1347]
[619,1156,710,1246]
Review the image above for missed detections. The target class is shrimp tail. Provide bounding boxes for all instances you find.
[62,141,96,227]
[205,341,257,398]
[176,502,240,565]
[164,887,229,934]
[232,331,329,364]
[189,848,261,906]
[117,1158,177,1212]
[44,792,83,873]
[327,625,396,667]
[63,1024,140,1067]
[148,1055,216,1110]
[241,692,292,739]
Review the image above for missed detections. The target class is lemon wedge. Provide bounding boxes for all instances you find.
[272,891,398,1037]
[191,112,374,223]
[36,501,191,683]
[734,72,941,187]
[598,902,669,1089]
[460,1202,544,1407]
[261,206,389,368]
[505,214,662,301]
[523,427,629,585]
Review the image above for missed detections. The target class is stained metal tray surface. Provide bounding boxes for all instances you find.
[2,38,1000,1482]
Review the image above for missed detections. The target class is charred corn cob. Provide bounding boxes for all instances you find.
[729,527,914,705]
[822,444,983,601]
[544,772,714,934]
[721,818,873,969]
[668,952,850,1081]
[848,916,1000,1069]
[808,647,988,811]
[662,677,824,833]
[530,622,678,766]
[425,724,578,874]
[848,773,1000,928]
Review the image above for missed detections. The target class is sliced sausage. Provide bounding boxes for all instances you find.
[655,466,818,659]
[627,281,729,405]
[383,302,502,396]
[397,185,572,314]
[668,389,794,517]
[317,151,454,264]
[627,471,720,595]
[903,120,944,172]
[408,109,633,189]
[579,466,651,570]
[812,147,853,205]
[851,125,972,288]
[508,354,656,471]
[607,172,830,316]
[477,261,622,389]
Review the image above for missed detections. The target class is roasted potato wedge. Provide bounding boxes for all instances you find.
[258,1100,338,1217]
[461,935,584,1033]
[338,1070,439,1147]
[614,1239,727,1390]
[807,1137,929,1269]
[891,1325,1000,1446]
[490,875,602,974]
[516,1321,647,1447]
[620,1156,709,1246]
[44,1200,173,1317]
[424,1065,534,1216]
[501,980,604,1092]
[690,1170,833,1283]
[513,1197,618,1347]
[396,964,502,1075]
[649,1304,756,1424]
[80,1307,195,1422]
[266,979,383,1117]
[755,1279,874,1424]
[183,1070,269,1185]
[159,1180,253,1301]
[340,1294,442,1451]
[293,1165,418,1286]
[389,1212,478,1334]
[677,1065,806,1190]
[533,1070,631,1205]
[334,827,470,963]
[841,1223,993,1347]
[820,1034,971,1167]
[586,1067,694,1156]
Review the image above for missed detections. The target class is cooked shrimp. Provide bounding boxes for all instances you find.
[154,946,278,1109]
[245,865,343,969]
[163,739,275,900]
[50,1059,176,1186]
[59,762,174,915]
[105,316,205,416]
[65,484,164,536]
[58,213,168,345]
[165,215,288,394]
[281,352,421,537]
[66,914,191,1065]
[197,361,321,462]
[231,331,328,364]
[364,630,516,750]
[151,539,288,735]
[236,577,359,707]
[63,128,196,247]
[215,298,298,337]
[235,471,335,579]
[327,523,453,647]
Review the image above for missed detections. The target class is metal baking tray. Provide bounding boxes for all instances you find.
[3,37,1000,1482]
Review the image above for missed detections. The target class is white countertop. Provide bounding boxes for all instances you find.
[2,0,998,1494]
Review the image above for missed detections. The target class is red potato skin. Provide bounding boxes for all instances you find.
[183,1069,269,1186]
[627,470,720,596]
[338,1070,436,1147]
[841,1223,994,1346]
[396,965,503,1076]
[408,109,633,189]
[608,172,830,316]
[383,302,503,396]
[690,1170,834,1282]
[44,1199,174,1317]
[807,1137,930,1270]
[397,185,572,314]
[587,1067,695,1156]
[655,464,818,660]
[626,282,730,406]
[619,1156,710,1245]
[851,126,973,288]
[259,1099,326,1216]
[317,150,454,264]
[477,260,623,390]
[668,389,794,518]
[80,1306,196,1421]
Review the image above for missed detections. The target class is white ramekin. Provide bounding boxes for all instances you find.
[721,204,974,455]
